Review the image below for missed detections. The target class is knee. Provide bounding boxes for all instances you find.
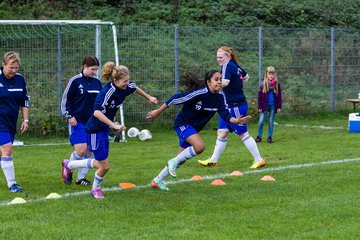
[1,144,12,156]
[217,130,228,139]
[103,167,110,174]
[96,160,110,172]
[239,131,249,140]
[102,164,110,173]
[75,148,88,157]
[193,143,205,154]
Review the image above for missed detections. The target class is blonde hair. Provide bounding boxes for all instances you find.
[217,46,239,65]
[262,66,278,93]
[101,61,129,83]
[2,51,20,65]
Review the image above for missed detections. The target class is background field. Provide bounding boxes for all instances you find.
[0,113,359,239]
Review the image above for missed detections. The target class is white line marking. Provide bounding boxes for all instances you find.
[1,157,359,207]
[276,122,346,130]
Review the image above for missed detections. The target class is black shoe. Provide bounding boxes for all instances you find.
[255,136,262,142]
[75,178,91,186]
[267,137,273,143]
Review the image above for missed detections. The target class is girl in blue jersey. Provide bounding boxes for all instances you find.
[62,61,157,199]
[147,70,252,190]
[0,51,30,192]
[198,46,265,169]
[61,56,103,186]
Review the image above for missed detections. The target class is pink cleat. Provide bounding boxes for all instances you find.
[62,159,73,185]
[91,188,105,199]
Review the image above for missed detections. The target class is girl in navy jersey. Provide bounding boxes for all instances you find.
[198,46,265,169]
[62,62,157,199]
[0,51,30,192]
[147,70,251,190]
[61,56,102,186]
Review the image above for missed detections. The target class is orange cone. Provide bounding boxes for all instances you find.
[119,182,136,189]
[191,175,203,181]
[230,171,243,176]
[260,175,275,181]
[211,179,226,186]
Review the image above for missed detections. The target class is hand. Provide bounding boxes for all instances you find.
[258,109,262,112]
[146,109,160,120]
[20,121,28,134]
[148,96,158,105]
[68,117,77,126]
[113,122,126,133]
[234,115,252,124]
[277,108,282,113]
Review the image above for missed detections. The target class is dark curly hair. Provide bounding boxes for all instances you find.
[181,69,220,92]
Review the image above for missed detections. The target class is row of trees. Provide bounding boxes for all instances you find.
[1,0,360,28]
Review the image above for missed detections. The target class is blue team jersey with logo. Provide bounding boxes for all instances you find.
[0,67,30,134]
[221,59,249,107]
[85,81,137,133]
[166,86,232,132]
[61,71,102,124]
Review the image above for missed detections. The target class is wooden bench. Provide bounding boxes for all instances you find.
[346,99,360,111]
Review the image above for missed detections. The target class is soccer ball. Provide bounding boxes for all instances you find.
[127,127,140,138]
[139,129,152,141]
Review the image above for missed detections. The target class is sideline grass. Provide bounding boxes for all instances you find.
[0,114,359,239]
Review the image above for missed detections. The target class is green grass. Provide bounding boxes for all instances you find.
[1,113,359,239]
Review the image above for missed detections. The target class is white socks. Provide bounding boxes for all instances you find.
[242,134,262,162]
[93,172,104,189]
[70,151,91,180]
[68,158,94,169]
[210,137,227,162]
[172,146,197,165]
[1,156,16,187]
[154,166,170,182]
[154,146,197,182]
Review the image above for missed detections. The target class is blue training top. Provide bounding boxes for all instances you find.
[166,86,232,132]
[221,59,249,107]
[0,67,30,134]
[85,81,137,133]
[61,71,103,124]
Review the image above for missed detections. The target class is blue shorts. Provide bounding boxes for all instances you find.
[69,123,87,145]
[0,131,15,146]
[218,103,248,135]
[87,129,109,161]
[175,125,198,148]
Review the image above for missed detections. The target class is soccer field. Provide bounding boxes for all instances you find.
[0,114,359,239]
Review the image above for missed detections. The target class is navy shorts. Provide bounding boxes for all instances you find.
[87,129,109,161]
[175,125,198,148]
[0,131,15,146]
[218,103,248,135]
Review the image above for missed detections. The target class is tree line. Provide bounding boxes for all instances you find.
[1,0,360,28]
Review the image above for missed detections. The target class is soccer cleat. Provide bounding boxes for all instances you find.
[198,159,218,167]
[255,136,262,143]
[151,180,169,191]
[75,178,91,186]
[91,188,105,199]
[167,159,178,178]
[9,183,23,192]
[249,160,266,169]
[62,159,73,185]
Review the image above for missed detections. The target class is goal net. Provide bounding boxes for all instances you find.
[0,20,125,145]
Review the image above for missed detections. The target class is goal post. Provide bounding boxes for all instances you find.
[0,20,126,144]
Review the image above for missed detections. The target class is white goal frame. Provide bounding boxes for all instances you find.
[0,20,126,142]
